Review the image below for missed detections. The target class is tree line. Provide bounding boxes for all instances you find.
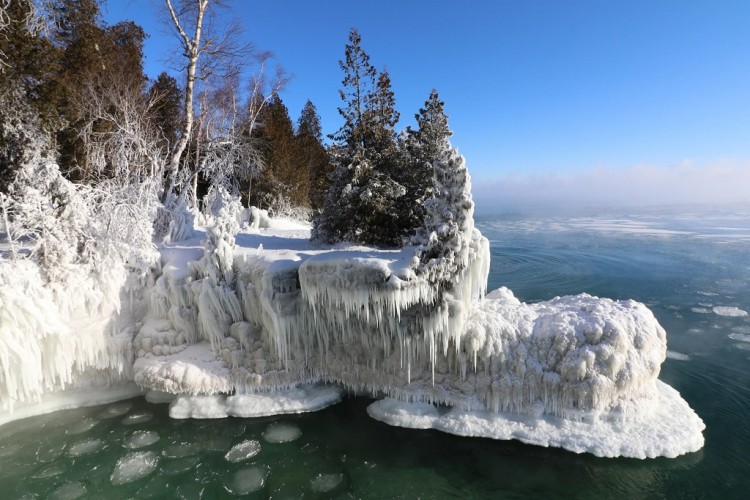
[0,0,332,214]
[1,1,470,262]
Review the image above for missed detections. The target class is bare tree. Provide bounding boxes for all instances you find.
[162,0,253,200]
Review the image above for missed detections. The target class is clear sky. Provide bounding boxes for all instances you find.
[104,0,750,212]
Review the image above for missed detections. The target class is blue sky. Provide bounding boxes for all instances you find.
[104,1,750,211]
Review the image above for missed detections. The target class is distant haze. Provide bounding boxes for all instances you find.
[472,159,750,214]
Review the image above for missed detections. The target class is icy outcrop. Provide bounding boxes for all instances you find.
[367,380,705,459]
[0,162,704,457]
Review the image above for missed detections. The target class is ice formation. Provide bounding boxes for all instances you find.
[0,161,705,459]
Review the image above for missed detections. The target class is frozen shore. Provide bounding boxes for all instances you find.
[0,216,704,458]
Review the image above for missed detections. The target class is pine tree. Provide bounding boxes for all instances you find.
[296,100,332,211]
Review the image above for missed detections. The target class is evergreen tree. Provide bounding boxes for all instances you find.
[400,89,450,240]
[414,93,474,288]
[295,100,332,211]
[250,95,304,210]
[313,29,408,246]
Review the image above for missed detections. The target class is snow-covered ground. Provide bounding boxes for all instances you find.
[0,213,705,459]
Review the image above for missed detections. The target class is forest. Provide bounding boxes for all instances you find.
[0,0,470,264]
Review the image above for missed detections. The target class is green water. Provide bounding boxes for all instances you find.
[1,210,749,498]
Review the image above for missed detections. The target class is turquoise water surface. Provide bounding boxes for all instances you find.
[1,209,749,498]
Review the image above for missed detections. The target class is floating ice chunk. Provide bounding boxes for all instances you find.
[691,307,711,314]
[226,385,344,418]
[122,412,153,425]
[169,394,228,419]
[224,439,262,462]
[110,451,158,484]
[98,403,133,419]
[32,464,65,478]
[666,351,690,361]
[66,419,99,435]
[49,482,87,500]
[263,422,301,443]
[123,430,160,449]
[67,438,105,457]
[367,380,705,459]
[729,333,750,343]
[713,306,748,317]
[310,473,344,493]
[226,465,269,495]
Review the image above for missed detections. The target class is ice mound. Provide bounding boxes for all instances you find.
[110,451,158,485]
[224,439,262,462]
[123,430,160,449]
[67,438,105,457]
[368,380,705,459]
[169,394,228,419]
[310,473,345,493]
[226,465,269,495]
[226,385,344,417]
[713,306,748,317]
[262,422,302,443]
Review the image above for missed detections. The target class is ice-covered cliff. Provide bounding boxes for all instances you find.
[0,187,705,459]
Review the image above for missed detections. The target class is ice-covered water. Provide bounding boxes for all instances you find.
[1,209,749,497]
